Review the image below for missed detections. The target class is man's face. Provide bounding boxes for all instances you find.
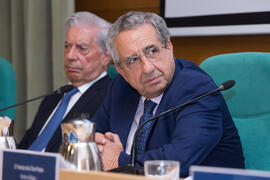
[115,23,175,99]
[64,26,110,87]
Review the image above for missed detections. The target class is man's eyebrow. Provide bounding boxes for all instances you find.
[124,44,156,61]
[64,41,89,47]
[143,44,156,52]
[76,42,89,47]
[125,53,139,61]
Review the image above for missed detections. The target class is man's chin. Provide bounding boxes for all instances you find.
[67,71,81,77]
[142,89,164,99]
[68,76,82,84]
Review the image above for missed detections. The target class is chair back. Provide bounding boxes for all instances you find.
[106,64,118,79]
[0,58,16,120]
[200,52,270,170]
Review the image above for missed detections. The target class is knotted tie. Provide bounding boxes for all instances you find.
[28,87,79,151]
[135,99,157,154]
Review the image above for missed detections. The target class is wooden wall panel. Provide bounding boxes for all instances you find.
[76,0,160,23]
[172,34,270,64]
[75,0,270,65]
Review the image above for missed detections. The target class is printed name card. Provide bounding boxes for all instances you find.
[0,149,62,180]
[191,166,270,180]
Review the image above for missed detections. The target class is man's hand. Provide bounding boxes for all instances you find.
[95,132,124,171]
[95,132,106,152]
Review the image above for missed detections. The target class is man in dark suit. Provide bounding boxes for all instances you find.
[18,12,112,152]
[93,12,245,178]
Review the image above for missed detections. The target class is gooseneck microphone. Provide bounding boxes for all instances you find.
[109,80,235,175]
[0,85,74,113]
[217,80,235,91]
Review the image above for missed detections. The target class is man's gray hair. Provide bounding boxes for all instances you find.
[106,11,170,65]
[65,11,111,52]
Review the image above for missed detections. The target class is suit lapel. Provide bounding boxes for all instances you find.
[146,60,180,149]
[36,94,63,132]
[117,87,140,149]
[63,75,110,122]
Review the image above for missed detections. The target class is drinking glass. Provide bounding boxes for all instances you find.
[144,160,180,180]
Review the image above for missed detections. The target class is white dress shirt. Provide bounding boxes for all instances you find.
[125,94,163,154]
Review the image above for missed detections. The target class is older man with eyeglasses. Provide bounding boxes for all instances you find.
[92,11,245,178]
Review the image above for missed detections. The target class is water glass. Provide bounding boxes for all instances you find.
[144,160,180,180]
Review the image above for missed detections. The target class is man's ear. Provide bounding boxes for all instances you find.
[164,40,174,59]
[166,40,173,52]
[101,51,112,67]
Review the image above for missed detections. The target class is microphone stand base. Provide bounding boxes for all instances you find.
[108,165,144,175]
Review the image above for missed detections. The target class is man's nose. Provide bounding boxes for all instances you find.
[141,55,155,74]
[66,46,78,60]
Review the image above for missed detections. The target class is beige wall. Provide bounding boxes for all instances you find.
[75,0,270,65]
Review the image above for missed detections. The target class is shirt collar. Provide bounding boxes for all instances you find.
[141,93,163,105]
[70,71,107,94]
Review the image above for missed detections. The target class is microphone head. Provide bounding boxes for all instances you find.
[57,85,74,94]
[218,80,235,91]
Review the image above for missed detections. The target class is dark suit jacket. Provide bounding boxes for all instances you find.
[92,59,245,178]
[18,75,111,152]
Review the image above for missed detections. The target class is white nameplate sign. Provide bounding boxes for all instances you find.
[191,166,270,180]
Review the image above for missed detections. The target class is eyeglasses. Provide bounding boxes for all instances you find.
[121,44,166,69]
[64,41,90,56]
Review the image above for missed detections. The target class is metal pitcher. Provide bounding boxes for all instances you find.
[59,116,103,171]
[0,115,16,149]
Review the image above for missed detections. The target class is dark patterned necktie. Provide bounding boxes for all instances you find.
[135,99,157,154]
[28,87,79,151]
